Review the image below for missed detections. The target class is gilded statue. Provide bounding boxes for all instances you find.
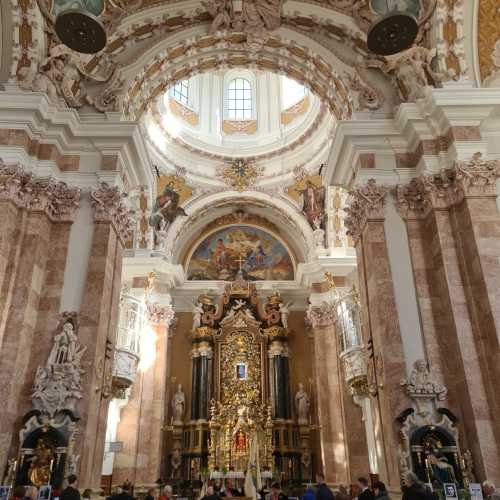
[28,439,54,487]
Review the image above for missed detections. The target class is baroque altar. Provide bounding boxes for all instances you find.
[168,277,312,481]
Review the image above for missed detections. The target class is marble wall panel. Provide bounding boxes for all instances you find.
[0,213,51,471]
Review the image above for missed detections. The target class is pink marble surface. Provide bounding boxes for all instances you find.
[0,213,52,472]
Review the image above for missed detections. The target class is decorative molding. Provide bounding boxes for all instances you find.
[306,301,335,329]
[344,179,388,243]
[396,153,500,219]
[454,152,500,198]
[169,99,199,126]
[217,159,263,192]
[281,96,311,125]
[147,302,176,325]
[222,120,258,135]
[90,182,136,245]
[0,160,80,222]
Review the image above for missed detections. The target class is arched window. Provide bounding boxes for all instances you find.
[281,76,307,109]
[227,78,252,120]
[171,80,189,105]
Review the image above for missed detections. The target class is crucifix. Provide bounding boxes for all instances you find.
[235,253,246,273]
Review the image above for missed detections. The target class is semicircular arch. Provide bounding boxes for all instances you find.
[168,190,316,268]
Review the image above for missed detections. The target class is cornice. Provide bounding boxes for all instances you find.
[0,89,153,189]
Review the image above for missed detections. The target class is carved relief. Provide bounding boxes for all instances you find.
[454,152,500,197]
[477,0,500,85]
[306,302,335,329]
[367,47,442,103]
[91,182,136,244]
[344,179,388,243]
[0,160,80,221]
[32,313,86,417]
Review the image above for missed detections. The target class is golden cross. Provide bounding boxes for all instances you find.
[236,253,246,272]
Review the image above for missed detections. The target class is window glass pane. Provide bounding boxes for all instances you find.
[171,79,189,105]
[227,78,253,120]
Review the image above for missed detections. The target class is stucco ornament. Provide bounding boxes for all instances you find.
[32,314,86,417]
[18,43,119,109]
[401,359,447,417]
[203,0,282,49]
[368,47,442,102]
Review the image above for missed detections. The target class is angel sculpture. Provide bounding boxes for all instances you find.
[192,301,204,330]
[279,301,293,329]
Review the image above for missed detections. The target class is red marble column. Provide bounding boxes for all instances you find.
[77,183,134,490]
[308,297,349,485]
[395,154,500,482]
[0,164,80,472]
[345,179,409,492]
[112,302,174,488]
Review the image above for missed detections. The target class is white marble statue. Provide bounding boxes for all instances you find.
[172,384,185,424]
[32,317,86,417]
[278,301,292,329]
[192,301,204,329]
[404,359,447,400]
[295,383,310,424]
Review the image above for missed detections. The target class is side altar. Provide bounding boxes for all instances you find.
[166,278,313,482]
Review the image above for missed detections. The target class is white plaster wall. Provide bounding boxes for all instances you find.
[384,193,425,375]
[60,193,94,313]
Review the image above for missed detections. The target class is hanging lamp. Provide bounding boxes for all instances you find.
[54,0,107,54]
[367,0,419,56]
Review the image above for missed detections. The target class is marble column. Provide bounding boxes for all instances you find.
[395,154,500,482]
[120,300,175,489]
[190,327,213,422]
[345,179,409,491]
[269,336,291,420]
[0,163,80,472]
[76,183,135,490]
[308,293,349,485]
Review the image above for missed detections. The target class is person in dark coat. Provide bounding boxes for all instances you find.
[373,481,390,500]
[316,474,334,500]
[201,486,220,500]
[357,478,375,500]
[402,472,434,500]
[61,475,81,500]
[270,483,288,500]
[113,484,135,500]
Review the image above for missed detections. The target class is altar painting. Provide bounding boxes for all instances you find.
[187,226,294,281]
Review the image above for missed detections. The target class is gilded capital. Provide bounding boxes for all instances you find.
[91,182,136,245]
[344,179,388,243]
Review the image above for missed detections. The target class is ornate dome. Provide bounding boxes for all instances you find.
[145,70,335,187]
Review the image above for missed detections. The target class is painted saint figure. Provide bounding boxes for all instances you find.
[298,180,326,230]
[149,182,187,234]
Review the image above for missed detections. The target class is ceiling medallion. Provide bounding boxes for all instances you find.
[367,11,418,56]
[55,8,107,54]
[218,159,263,192]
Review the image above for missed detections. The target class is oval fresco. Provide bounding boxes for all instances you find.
[186,226,295,281]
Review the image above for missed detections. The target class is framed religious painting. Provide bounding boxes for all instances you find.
[235,363,247,380]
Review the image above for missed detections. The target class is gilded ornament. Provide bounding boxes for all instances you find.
[217,159,263,192]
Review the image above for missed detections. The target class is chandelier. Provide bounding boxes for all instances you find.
[367,0,419,56]
[55,0,107,54]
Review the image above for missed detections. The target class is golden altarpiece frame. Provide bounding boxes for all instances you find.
[168,278,312,482]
